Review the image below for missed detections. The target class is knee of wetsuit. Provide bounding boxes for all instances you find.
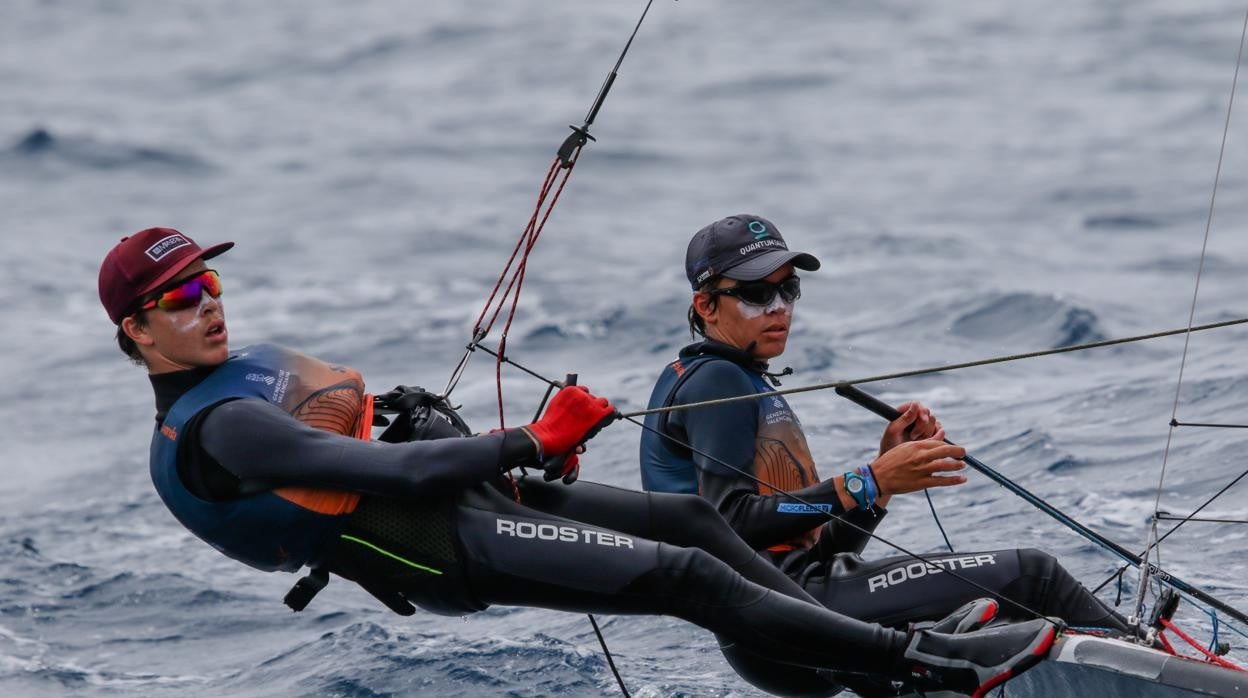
[718,639,844,697]
[627,544,766,614]
[1016,548,1061,579]
[657,494,735,546]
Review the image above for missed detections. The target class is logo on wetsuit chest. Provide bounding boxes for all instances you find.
[867,554,998,593]
[495,518,634,548]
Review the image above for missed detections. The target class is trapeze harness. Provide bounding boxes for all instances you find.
[150,343,480,616]
[640,340,853,554]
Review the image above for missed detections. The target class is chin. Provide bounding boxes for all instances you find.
[204,345,231,364]
[755,342,787,360]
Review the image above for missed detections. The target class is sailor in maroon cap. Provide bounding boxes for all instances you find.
[99,227,234,369]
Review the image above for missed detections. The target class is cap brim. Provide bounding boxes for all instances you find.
[135,241,235,299]
[722,250,820,281]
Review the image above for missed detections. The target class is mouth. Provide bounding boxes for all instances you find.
[763,323,788,334]
[206,321,227,341]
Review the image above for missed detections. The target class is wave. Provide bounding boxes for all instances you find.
[1082,213,1164,230]
[3,127,213,174]
[1128,252,1241,274]
[949,291,1106,349]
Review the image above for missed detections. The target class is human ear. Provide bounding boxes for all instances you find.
[692,292,719,327]
[121,315,155,347]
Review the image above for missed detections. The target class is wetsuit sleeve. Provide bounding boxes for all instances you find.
[195,398,517,498]
[674,361,847,550]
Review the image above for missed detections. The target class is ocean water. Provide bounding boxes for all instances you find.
[3,0,1248,695]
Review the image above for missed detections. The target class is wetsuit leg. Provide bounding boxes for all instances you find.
[515,476,817,603]
[516,477,847,696]
[798,548,1131,632]
[456,483,906,675]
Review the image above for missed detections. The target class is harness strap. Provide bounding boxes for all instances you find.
[283,567,328,612]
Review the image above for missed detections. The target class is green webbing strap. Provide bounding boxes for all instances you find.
[339,534,443,575]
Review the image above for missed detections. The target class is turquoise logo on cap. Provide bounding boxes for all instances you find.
[748,220,769,240]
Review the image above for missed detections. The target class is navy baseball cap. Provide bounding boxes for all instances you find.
[685,214,820,289]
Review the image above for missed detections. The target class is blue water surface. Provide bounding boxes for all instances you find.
[3,1,1248,695]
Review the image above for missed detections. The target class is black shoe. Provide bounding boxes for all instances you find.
[898,617,1061,697]
[830,600,1005,697]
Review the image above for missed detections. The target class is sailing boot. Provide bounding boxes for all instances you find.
[896,616,1062,697]
[833,599,1004,697]
[912,598,1000,635]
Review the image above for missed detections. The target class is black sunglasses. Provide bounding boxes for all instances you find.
[708,276,801,307]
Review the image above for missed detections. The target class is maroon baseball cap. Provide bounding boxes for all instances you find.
[98,227,234,324]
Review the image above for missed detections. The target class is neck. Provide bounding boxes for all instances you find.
[143,349,218,374]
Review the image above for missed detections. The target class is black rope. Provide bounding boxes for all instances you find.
[925,490,956,553]
[1156,514,1248,525]
[1093,465,1248,593]
[621,318,1248,420]
[557,0,658,167]
[1132,3,1248,627]
[444,1,665,690]
[619,413,1053,619]
[481,336,1248,628]
[477,341,1059,622]
[589,614,631,697]
[1171,420,1248,429]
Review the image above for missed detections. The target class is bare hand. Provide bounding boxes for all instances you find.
[879,401,942,456]
[870,431,967,496]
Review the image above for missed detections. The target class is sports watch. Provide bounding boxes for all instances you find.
[843,470,870,510]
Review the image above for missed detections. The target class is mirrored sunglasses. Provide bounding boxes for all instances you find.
[139,269,222,312]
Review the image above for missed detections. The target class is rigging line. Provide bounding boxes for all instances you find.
[1093,464,1248,593]
[589,614,631,697]
[435,3,663,687]
[1156,515,1248,525]
[1137,4,1248,624]
[443,0,661,400]
[441,158,563,398]
[621,410,1056,621]
[474,345,1093,622]
[479,338,1248,625]
[1171,421,1248,429]
[924,490,955,553]
[493,149,583,426]
[831,383,1247,621]
[620,318,1248,420]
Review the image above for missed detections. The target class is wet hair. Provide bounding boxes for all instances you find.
[116,313,149,366]
[688,277,722,338]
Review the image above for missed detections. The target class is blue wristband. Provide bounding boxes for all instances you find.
[856,465,878,509]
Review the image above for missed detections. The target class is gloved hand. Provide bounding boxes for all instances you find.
[522,385,616,459]
[543,447,582,485]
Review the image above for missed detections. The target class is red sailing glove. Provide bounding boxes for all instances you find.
[522,385,617,460]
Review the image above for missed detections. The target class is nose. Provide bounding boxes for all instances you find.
[767,299,792,315]
[201,289,223,313]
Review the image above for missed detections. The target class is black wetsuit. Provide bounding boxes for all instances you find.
[639,341,1132,633]
[149,369,912,678]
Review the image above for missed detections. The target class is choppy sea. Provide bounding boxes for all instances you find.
[3,1,1248,695]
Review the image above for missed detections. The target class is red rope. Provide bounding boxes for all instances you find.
[472,157,562,338]
[459,146,584,431]
[493,150,581,426]
[1159,618,1247,672]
